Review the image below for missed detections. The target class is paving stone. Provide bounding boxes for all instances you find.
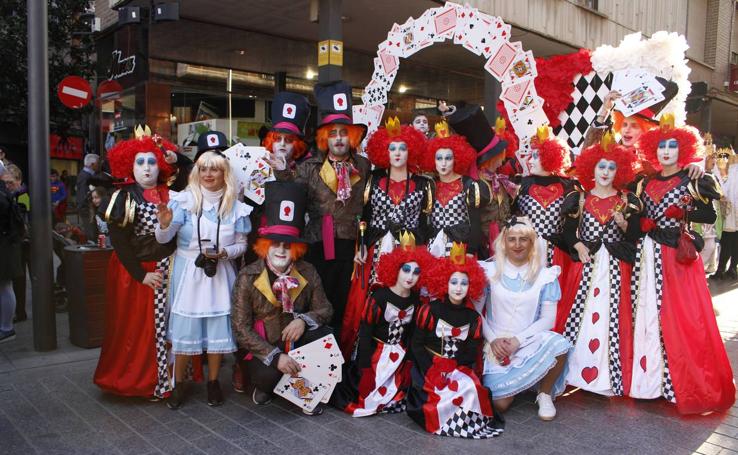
[233,434,285,455]
[165,416,212,441]
[191,434,246,454]
[112,432,156,455]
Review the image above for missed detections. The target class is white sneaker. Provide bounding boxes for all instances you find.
[536,392,556,421]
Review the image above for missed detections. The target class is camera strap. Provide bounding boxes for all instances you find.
[197,197,223,255]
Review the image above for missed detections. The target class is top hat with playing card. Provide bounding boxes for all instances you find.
[195,130,228,161]
[447,104,507,166]
[632,77,678,123]
[258,181,308,243]
[271,91,310,138]
[314,80,367,139]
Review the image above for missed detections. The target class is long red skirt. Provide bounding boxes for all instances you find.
[94,254,159,397]
[659,245,735,414]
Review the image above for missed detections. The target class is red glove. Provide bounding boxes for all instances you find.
[640,218,657,233]
[664,205,685,219]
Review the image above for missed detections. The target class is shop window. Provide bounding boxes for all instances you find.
[578,0,599,11]
[731,52,738,65]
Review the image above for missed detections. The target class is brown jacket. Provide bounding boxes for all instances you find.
[231,259,333,363]
[276,152,371,243]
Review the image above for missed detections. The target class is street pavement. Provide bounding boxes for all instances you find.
[2,279,738,455]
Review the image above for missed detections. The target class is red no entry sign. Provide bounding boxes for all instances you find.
[57,76,92,109]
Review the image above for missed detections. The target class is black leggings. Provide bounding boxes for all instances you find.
[717,231,738,273]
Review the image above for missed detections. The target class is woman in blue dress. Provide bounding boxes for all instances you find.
[478,216,571,421]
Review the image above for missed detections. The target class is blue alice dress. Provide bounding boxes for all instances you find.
[477,260,571,399]
[155,190,252,355]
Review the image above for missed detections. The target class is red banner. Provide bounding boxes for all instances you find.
[50,134,84,160]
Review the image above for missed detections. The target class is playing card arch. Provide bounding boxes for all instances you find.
[359,3,548,158]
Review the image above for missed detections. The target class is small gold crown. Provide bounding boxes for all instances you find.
[134,124,152,139]
[495,117,507,134]
[536,126,550,143]
[659,113,675,132]
[399,231,416,251]
[449,242,467,265]
[434,121,450,138]
[385,116,402,138]
[704,133,713,146]
[601,131,615,152]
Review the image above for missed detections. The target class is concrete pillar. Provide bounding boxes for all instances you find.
[318,0,342,83]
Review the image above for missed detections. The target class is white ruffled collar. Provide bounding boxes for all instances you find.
[502,259,530,280]
[201,187,224,211]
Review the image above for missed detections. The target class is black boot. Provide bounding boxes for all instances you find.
[207,380,224,407]
[167,383,185,410]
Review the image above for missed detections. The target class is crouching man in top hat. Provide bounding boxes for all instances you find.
[231,181,334,415]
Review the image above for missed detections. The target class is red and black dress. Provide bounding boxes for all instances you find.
[340,170,431,356]
[556,190,641,396]
[94,184,175,398]
[406,300,504,438]
[630,171,735,414]
[331,287,417,416]
[427,177,490,257]
[514,175,578,271]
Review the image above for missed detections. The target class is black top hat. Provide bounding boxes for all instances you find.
[314,80,367,138]
[195,130,228,161]
[258,181,308,243]
[447,104,507,165]
[625,77,679,123]
[271,91,310,137]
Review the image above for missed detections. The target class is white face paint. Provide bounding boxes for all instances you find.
[327,125,349,158]
[448,271,469,304]
[267,241,292,272]
[396,261,420,290]
[133,152,160,189]
[594,158,617,188]
[272,133,295,161]
[388,141,408,169]
[527,150,547,176]
[657,139,679,167]
[412,115,429,134]
[435,148,455,178]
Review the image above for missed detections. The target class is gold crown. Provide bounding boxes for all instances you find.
[134,124,152,139]
[495,117,507,134]
[659,113,675,132]
[449,242,467,265]
[601,131,615,152]
[434,121,450,138]
[385,116,402,138]
[536,125,550,143]
[399,231,416,251]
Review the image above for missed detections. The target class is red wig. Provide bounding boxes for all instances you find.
[263,131,308,161]
[575,143,637,191]
[612,111,658,135]
[637,125,704,171]
[366,125,426,170]
[425,256,487,302]
[315,124,364,152]
[497,127,520,160]
[421,135,476,176]
[252,238,308,261]
[107,136,176,183]
[530,136,571,177]
[376,247,435,290]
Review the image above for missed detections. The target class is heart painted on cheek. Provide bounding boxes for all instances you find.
[448,380,459,392]
[640,356,647,372]
[389,352,399,363]
[588,339,600,353]
[452,396,464,406]
[591,312,600,324]
[581,366,598,384]
[378,386,387,396]
[593,287,600,297]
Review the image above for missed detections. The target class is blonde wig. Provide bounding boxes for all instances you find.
[187,151,238,218]
[491,216,543,284]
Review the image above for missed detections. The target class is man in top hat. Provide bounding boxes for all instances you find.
[264,91,311,175]
[231,181,334,414]
[273,81,370,333]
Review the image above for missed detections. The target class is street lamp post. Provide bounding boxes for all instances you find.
[27,0,57,351]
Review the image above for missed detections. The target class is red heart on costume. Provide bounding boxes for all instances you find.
[581,366,598,384]
[398,310,407,319]
[529,183,564,209]
[592,312,600,324]
[448,380,459,392]
[640,356,647,372]
[451,327,461,337]
[452,396,463,406]
[588,339,600,353]
[378,386,387,396]
[389,352,399,363]
[593,287,600,297]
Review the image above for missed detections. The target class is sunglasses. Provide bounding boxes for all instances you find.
[401,264,421,276]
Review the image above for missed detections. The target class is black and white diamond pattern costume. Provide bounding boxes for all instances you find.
[553,72,613,155]
[428,177,489,257]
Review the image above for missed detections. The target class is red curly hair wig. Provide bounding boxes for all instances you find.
[263,131,308,161]
[252,238,308,261]
[530,136,572,177]
[575,143,637,191]
[376,247,435,289]
[612,111,658,136]
[107,136,176,183]
[366,125,426,170]
[497,127,520,160]
[637,125,704,171]
[315,124,364,152]
[425,256,487,302]
[421,135,476,176]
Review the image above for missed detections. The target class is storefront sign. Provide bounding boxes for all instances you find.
[107,49,137,80]
[50,134,84,160]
